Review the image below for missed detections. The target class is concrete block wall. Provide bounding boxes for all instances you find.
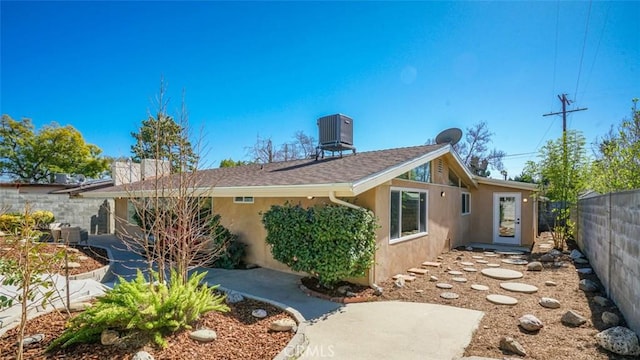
[577,190,640,335]
[0,188,114,234]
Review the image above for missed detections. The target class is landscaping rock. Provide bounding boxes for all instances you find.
[550,249,562,257]
[602,312,620,327]
[394,277,405,288]
[63,262,81,269]
[21,334,44,346]
[189,329,217,342]
[569,249,584,259]
[269,318,297,332]
[132,351,154,360]
[77,255,89,261]
[561,310,587,327]
[462,268,477,272]
[539,297,561,309]
[452,277,468,283]
[595,326,640,356]
[545,280,557,286]
[422,261,441,267]
[337,285,350,295]
[251,309,267,318]
[499,336,527,356]
[448,270,463,276]
[345,291,356,297]
[526,261,543,271]
[519,314,544,331]
[593,296,609,307]
[574,257,589,264]
[578,279,598,292]
[100,329,119,345]
[436,283,453,289]
[226,291,244,304]
[429,276,438,282]
[576,268,593,274]
[539,254,555,262]
[371,284,384,296]
[65,248,80,253]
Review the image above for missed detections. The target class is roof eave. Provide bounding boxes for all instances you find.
[475,177,539,191]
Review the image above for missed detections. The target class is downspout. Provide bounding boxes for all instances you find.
[328,191,378,289]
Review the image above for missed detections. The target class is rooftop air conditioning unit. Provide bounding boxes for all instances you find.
[54,173,70,184]
[316,114,356,159]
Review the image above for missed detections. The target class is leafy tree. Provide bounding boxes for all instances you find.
[452,121,506,177]
[219,158,249,168]
[130,81,198,172]
[0,115,109,183]
[590,98,640,193]
[525,130,590,249]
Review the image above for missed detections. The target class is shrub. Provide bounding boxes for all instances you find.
[208,214,246,269]
[0,210,55,233]
[261,203,378,286]
[47,269,229,350]
[0,213,22,233]
[32,210,55,229]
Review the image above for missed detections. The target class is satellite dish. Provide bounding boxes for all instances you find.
[435,127,463,146]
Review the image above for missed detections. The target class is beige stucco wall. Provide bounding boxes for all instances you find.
[470,183,536,247]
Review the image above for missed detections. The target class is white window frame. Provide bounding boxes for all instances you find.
[233,196,254,204]
[389,187,429,244]
[461,192,471,215]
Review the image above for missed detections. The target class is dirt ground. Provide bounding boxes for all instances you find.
[379,233,636,360]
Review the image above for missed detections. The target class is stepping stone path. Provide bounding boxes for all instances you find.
[471,255,484,259]
[460,261,475,266]
[483,251,495,255]
[496,251,524,255]
[476,259,488,264]
[392,274,416,282]
[539,297,561,309]
[436,283,453,289]
[481,268,523,280]
[448,271,463,276]
[486,294,518,305]
[407,267,428,275]
[486,263,501,267]
[471,284,489,291]
[484,253,499,257]
[452,277,468,283]
[501,259,528,265]
[422,261,441,267]
[462,268,477,272]
[440,292,459,299]
[508,255,526,259]
[500,282,539,294]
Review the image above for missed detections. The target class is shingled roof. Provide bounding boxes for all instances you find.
[84,144,475,198]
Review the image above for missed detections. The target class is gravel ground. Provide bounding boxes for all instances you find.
[379,233,636,360]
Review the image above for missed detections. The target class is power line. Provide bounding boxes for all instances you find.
[550,0,560,111]
[573,0,593,104]
[582,2,610,103]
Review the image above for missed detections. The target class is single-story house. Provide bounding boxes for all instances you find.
[83,143,537,284]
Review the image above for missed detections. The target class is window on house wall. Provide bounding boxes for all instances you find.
[390,188,428,243]
[461,192,470,215]
[396,162,431,183]
[234,196,254,204]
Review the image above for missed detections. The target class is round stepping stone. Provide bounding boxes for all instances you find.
[460,261,475,266]
[476,259,488,264]
[481,268,524,280]
[501,259,529,265]
[508,255,526,259]
[500,282,539,294]
[472,255,484,259]
[484,253,499,257]
[486,294,518,305]
[471,284,489,291]
[448,270,463,276]
[486,263,501,267]
[483,251,495,255]
[440,292,459,299]
[436,283,453,289]
[452,277,468,283]
[463,267,477,272]
[496,251,524,255]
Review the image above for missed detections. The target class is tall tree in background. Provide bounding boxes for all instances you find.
[590,98,640,193]
[452,121,506,177]
[245,131,317,163]
[218,158,249,168]
[0,115,109,183]
[131,80,198,171]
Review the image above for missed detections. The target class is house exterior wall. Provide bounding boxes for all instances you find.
[470,183,536,247]
[0,187,114,234]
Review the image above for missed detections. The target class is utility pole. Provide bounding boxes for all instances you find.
[542,94,587,249]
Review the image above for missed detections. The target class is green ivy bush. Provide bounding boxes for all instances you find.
[47,269,229,350]
[207,214,246,269]
[261,203,378,287]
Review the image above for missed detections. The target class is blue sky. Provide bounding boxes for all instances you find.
[1,1,638,178]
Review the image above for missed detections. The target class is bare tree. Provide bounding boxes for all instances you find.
[116,82,226,284]
[245,135,277,163]
[245,131,317,163]
[453,121,506,177]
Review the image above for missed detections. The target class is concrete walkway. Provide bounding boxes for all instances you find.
[87,236,487,359]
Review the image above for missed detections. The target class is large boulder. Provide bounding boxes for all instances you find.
[595,326,640,356]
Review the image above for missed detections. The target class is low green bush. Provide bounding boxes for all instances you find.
[0,213,22,233]
[47,269,229,350]
[208,214,246,269]
[0,210,55,233]
[32,210,55,229]
[261,202,378,287]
